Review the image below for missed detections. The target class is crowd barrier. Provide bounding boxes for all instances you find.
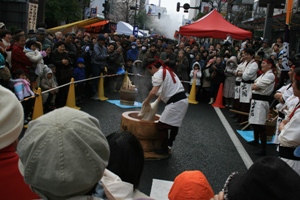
[19,71,206,126]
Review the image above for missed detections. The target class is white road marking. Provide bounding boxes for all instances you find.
[214,107,253,169]
[150,179,173,200]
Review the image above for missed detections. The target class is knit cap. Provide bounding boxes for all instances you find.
[168,170,214,200]
[0,86,24,149]
[17,107,110,200]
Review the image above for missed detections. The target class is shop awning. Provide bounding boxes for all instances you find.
[84,20,109,33]
[47,18,102,34]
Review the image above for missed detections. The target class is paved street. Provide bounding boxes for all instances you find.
[79,91,278,197]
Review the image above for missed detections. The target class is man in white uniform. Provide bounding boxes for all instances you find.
[248,58,275,155]
[239,48,258,122]
[143,60,188,156]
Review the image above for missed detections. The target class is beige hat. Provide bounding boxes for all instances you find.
[18,107,110,200]
[0,86,24,149]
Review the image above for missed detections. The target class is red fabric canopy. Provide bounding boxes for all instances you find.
[84,20,109,33]
[179,9,252,40]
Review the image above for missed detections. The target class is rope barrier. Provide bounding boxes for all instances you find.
[19,71,191,102]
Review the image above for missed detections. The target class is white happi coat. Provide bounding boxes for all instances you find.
[278,104,300,175]
[152,67,188,127]
[248,70,275,125]
[273,84,297,144]
[240,60,258,103]
[234,61,247,99]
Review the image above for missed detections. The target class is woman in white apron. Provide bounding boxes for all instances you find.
[278,67,300,175]
[248,58,275,155]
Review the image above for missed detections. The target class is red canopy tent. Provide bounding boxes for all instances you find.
[84,20,109,33]
[179,9,252,40]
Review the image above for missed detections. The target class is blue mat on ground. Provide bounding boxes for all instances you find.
[236,130,275,144]
[107,100,142,108]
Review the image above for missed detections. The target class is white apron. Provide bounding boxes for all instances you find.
[160,98,188,127]
[234,83,240,99]
[239,82,252,103]
[248,99,269,125]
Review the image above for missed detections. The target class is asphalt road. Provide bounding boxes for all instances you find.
[78,91,279,196]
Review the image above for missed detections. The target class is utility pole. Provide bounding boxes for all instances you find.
[132,0,139,37]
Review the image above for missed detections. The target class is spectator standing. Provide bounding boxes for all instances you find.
[90,34,108,100]
[223,56,238,108]
[73,57,86,104]
[127,42,139,62]
[175,50,190,94]
[190,62,202,96]
[50,41,73,107]
[40,67,58,111]
[8,34,33,82]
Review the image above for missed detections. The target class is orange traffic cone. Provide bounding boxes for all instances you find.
[188,79,198,104]
[98,73,108,101]
[66,78,80,110]
[32,87,44,120]
[212,83,225,108]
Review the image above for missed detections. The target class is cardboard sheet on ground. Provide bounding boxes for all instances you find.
[237,130,275,144]
[106,100,142,108]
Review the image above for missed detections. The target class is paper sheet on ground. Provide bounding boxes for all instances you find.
[150,179,173,200]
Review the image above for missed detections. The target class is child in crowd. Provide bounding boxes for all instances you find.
[73,57,86,104]
[124,58,134,73]
[40,67,58,111]
[190,62,202,96]
[23,40,46,88]
[48,64,58,85]
[10,69,35,124]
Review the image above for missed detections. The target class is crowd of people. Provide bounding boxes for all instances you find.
[1,20,300,199]
[2,81,300,200]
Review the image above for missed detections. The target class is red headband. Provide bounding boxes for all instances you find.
[291,65,296,69]
[263,59,275,68]
[146,56,164,69]
[294,73,300,81]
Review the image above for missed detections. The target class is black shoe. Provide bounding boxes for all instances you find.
[255,148,266,155]
[247,140,259,146]
[154,148,169,155]
[230,114,236,118]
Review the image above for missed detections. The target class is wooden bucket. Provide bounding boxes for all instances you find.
[120,88,137,106]
[121,111,165,159]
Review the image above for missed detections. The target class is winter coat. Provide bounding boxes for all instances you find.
[190,62,202,86]
[23,48,45,77]
[0,144,40,199]
[8,44,33,75]
[91,43,108,67]
[50,49,73,84]
[40,67,57,91]
[127,48,139,62]
[10,78,35,100]
[73,67,86,84]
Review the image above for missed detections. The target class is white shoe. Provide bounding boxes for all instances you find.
[208,98,214,104]
[91,94,100,100]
